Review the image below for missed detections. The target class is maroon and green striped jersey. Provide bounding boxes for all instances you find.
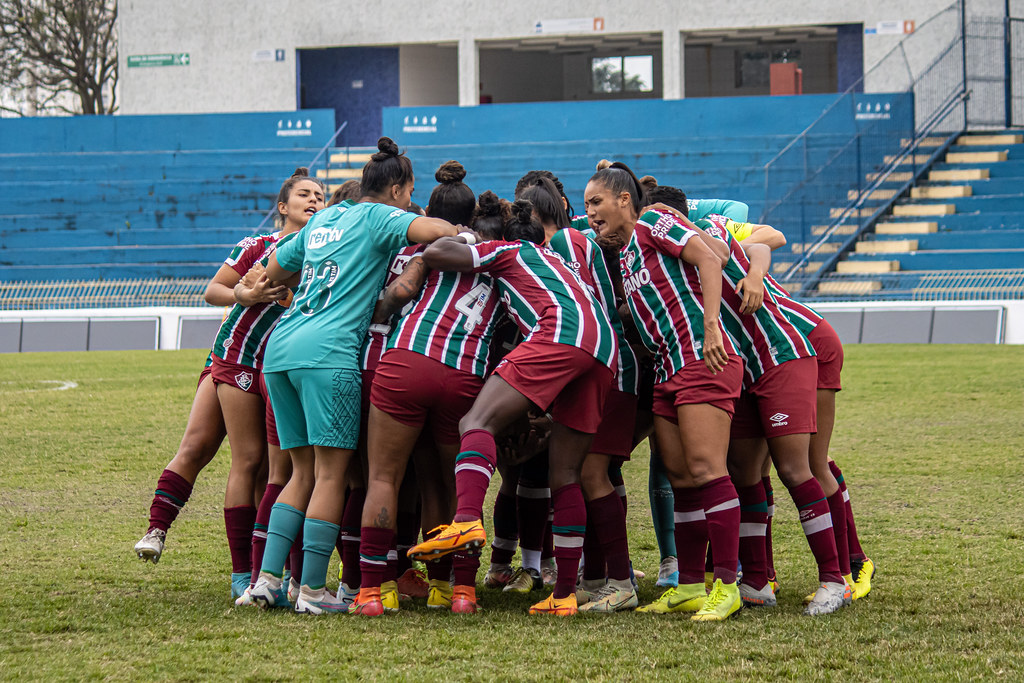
[361,245,423,370]
[697,214,815,386]
[213,231,296,369]
[619,210,738,384]
[547,227,638,394]
[466,239,617,370]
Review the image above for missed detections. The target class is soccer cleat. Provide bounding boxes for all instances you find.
[656,556,679,587]
[691,579,741,621]
[804,576,854,605]
[503,567,543,593]
[380,580,401,613]
[407,520,486,561]
[768,574,780,596]
[575,578,604,606]
[704,571,715,593]
[578,581,638,613]
[294,586,348,615]
[528,593,578,616]
[287,577,301,604]
[484,563,516,589]
[541,559,557,586]
[426,579,454,609]
[397,568,430,598]
[134,528,166,564]
[636,583,707,614]
[851,557,875,600]
[234,586,254,607]
[738,581,777,608]
[350,587,385,616]
[803,581,852,616]
[251,573,291,610]
[451,586,480,614]
[231,572,250,599]
[337,582,358,611]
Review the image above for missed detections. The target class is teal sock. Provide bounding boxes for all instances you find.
[300,517,341,590]
[648,443,677,559]
[260,503,304,578]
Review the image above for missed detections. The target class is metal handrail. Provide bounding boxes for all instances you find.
[254,120,349,232]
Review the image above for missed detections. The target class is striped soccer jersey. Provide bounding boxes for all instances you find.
[547,227,638,393]
[697,214,815,386]
[467,239,618,370]
[619,210,738,384]
[361,244,423,370]
[213,231,294,368]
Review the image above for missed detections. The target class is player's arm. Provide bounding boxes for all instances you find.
[233,262,289,307]
[372,256,428,324]
[735,243,770,315]
[407,216,464,244]
[204,264,244,306]
[680,237,729,374]
[421,234,478,272]
[264,251,297,283]
[740,223,787,250]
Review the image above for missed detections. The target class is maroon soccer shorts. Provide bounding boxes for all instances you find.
[259,373,280,447]
[494,339,612,435]
[730,356,818,439]
[591,388,639,459]
[807,320,843,391]
[652,354,744,423]
[211,355,261,395]
[197,365,213,392]
[370,348,484,444]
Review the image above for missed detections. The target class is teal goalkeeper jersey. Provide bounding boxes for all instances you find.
[262,201,417,372]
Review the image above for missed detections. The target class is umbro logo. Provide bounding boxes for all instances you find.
[235,371,253,391]
[770,412,789,427]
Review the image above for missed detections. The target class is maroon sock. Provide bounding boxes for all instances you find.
[423,527,453,583]
[288,525,304,583]
[542,512,554,562]
[763,476,777,580]
[587,491,630,582]
[830,461,866,561]
[673,487,707,584]
[490,491,519,565]
[224,505,256,574]
[359,527,394,591]
[516,482,550,554]
[339,487,365,588]
[454,429,496,521]
[736,482,769,589]
[581,514,606,581]
[452,550,480,588]
[396,508,419,576]
[788,478,842,584]
[551,483,586,599]
[250,483,284,586]
[702,476,740,584]
[827,490,851,576]
[608,465,627,515]
[148,469,193,533]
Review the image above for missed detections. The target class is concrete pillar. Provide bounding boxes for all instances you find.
[458,36,479,107]
[662,29,684,100]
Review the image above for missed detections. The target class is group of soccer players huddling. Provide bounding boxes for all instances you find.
[134,136,875,620]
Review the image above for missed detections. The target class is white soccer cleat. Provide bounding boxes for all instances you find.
[134,529,166,564]
[803,581,852,616]
[294,586,349,615]
[739,581,777,608]
[287,577,301,604]
[251,573,291,610]
[578,580,638,613]
[656,556,679,587]
[234,586,255,606]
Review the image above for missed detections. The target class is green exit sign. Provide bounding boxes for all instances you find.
[127,53,191,68]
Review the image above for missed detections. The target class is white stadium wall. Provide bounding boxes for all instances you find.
[118,0,969,116]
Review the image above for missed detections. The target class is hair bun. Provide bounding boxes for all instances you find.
[639,175,658,191]
[477,190,502,216]
[435,160,466,184]
[511,198,534,224]
[596,159,613,171]
[372,136,400,161]
[293,167,310,178]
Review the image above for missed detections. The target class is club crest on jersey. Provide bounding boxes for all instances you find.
[234,371,253,391]
[624,250,636,270]
[222,338,233,350]
[623,267,652,297]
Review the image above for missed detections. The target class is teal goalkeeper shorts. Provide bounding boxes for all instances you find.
[264,367,362,450]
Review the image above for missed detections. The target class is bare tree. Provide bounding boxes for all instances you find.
[0,0,118,116]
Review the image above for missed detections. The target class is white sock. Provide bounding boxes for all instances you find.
[521,548,542,572]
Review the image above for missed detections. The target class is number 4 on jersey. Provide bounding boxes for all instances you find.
[454,282,492,332]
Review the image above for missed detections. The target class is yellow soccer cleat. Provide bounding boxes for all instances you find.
[426,579,454,609]
[851,557,875,600]
[636,582,707,614]
[691,579,742,622]
[407,520,486,561]
[528,593,578,616]
[380,580,401,613]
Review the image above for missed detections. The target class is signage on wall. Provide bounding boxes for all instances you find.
[402,114,438,134]
[864,20,915,35]
[855,100,893,120]
[127,53,190,68]
[252,49,287,63]
[533,17,605,34]
[277,118,314,137]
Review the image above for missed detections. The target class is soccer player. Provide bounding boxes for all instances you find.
[132,169,324,576]
[584,162,744,622]
[248,137,461,614]
[407,199,618,616]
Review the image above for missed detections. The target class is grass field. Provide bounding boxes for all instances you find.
[1,345,1023,681]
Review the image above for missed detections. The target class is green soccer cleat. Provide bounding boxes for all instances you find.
[691,579,741,622]
[636,582,707,614]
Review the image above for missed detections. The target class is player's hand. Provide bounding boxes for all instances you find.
[240,262,265,289]
[736,274,764,315]
[702,323,730,374]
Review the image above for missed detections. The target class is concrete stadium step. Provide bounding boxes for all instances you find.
[0,226,256,249]
[835,260,900,274]
[0,262,220,282]
[0,244,231,268]
[927,159,1024,178]
[863,229,1024,251]
[2,209,268,233]
[910,185,972,199]
[816,280,882,295]
[878,212,1024,230]
[855,239,918,254]
[846,249,1024,270]
[928,168,989,181]
[945,150,1008,163]
[894,195,1024,214]
[892,204,956,216]
[931,177,1024,196]
[956,133,1024,145]
[875,221,938,234]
